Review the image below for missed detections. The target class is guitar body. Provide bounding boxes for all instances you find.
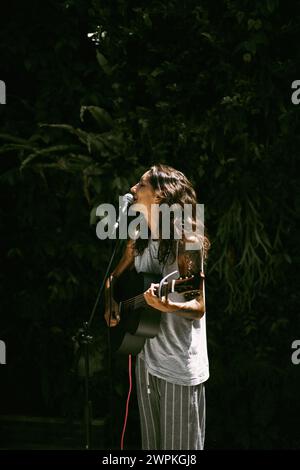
[110,269,162,355]
[107,268,201,355]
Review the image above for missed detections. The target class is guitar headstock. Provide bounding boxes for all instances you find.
[156,270,204,301]
[171,273,203,299]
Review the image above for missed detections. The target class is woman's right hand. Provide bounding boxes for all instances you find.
[104,275,120,327]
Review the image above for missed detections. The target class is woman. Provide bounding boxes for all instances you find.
[104,164,210,450]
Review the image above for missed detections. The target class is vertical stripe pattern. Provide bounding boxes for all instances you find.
[135,356,206,450]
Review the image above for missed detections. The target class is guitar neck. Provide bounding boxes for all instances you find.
[120,292,148,311]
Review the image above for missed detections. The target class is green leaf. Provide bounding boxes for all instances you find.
[143,12,152,28]
[80,106,114,130]
[201,32,214,42]
[96,50,112,75]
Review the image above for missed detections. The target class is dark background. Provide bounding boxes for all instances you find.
[0,0,299,450]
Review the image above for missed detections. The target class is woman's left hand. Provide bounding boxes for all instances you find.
[143,283,176,312]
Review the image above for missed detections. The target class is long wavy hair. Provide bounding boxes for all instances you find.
[134,164,210,266]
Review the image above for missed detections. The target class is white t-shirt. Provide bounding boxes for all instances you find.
[134,239,209,386]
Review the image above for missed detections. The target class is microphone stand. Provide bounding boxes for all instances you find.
[72,234,122,450]
[72,194,133,449]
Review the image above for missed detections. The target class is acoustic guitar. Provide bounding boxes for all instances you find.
[108,268,202,355]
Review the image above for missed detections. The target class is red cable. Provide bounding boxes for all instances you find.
[120,354,132,450]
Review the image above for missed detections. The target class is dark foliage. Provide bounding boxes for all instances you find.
[0,0,299,449]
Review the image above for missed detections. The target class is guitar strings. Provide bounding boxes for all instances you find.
[121,293,146,307]
[119,287,200,309]
[116,276,200,309]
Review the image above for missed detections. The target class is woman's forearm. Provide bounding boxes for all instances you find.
[167,298,205,320]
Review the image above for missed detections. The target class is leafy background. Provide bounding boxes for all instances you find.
[0,0,299,449]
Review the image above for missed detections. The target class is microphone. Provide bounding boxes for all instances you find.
[113,193,134,232]
[96,193,134,240]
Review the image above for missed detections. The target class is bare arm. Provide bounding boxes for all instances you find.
[144,283,205,320]
[167,292,205,320]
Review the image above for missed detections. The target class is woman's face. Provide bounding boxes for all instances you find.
[130,171,158,213]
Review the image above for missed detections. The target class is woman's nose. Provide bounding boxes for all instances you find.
[131,184,137,194]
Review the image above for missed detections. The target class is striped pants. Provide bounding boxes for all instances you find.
[135,355,206,450]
